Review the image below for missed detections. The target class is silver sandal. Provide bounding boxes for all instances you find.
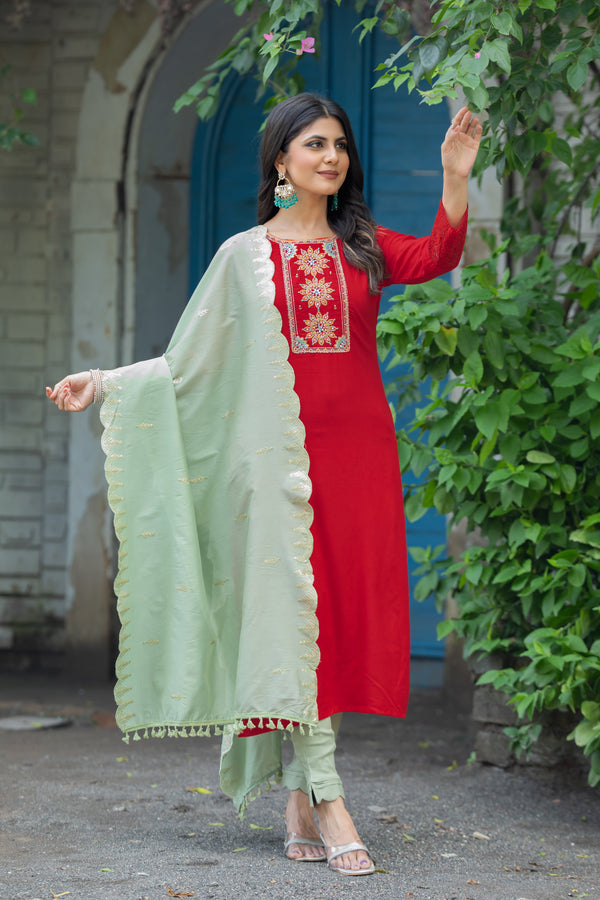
[284,833,327,862]
[325,840,375,876]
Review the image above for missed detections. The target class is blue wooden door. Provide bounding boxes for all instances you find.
[189,5,450,684]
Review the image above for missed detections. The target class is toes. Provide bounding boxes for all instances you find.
[287,841,324,861]
[332,851,370,871]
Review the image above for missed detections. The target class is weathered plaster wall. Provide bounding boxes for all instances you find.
[0,0,112,667]
[68,0,242,678]
[66,0,162,678]
[0,0,244,676]
[0,0,164,673]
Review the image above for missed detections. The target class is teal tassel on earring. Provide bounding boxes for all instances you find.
[274,171,298,209]
[331,192,339,211]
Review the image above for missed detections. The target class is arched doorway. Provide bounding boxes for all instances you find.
[67,0,247,675]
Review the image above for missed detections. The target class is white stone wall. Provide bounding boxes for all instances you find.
[0,0,109,664]
[0,0,241,674]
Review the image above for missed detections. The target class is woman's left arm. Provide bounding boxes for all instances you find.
[441,106,483,227]
[376,108,483,287]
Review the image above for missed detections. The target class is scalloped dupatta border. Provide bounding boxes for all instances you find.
[219,226,320,815]
[99,225,320,813]
[243,225,320,718]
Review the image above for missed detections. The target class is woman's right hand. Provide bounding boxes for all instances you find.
[46,371,95,412]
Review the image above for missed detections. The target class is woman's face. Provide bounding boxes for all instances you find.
[275,116,349,200]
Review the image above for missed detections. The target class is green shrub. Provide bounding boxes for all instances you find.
[374,0,600,787]
[377,241,600,784]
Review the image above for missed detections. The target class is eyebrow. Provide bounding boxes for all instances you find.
[304,133,347,141]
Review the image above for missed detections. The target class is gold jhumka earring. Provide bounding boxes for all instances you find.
[274,171,298,209]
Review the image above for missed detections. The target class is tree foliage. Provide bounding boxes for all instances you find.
[375,0,600,784]
[173,1,432,120]
[174,0,328,120]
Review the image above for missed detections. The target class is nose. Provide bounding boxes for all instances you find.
[324,143,338,163]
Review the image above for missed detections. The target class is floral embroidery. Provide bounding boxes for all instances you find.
[271,236,350,353]
[303,311,339,346]
[282,242,296,261]
[296,246,330,276]
[299,276,335,309]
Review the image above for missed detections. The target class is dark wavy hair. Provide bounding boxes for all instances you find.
[257,93,385,293]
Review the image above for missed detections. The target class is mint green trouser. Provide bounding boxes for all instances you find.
[281,713,344,805]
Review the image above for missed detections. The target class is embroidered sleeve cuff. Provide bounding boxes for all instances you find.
[429,201,468,266]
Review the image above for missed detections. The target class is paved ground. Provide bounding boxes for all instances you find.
[1,674,599,900]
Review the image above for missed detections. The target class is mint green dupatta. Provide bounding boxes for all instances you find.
[99,226,319,813]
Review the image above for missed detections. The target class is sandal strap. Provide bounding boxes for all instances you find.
[326,841,370,864]
[284,834,325,851]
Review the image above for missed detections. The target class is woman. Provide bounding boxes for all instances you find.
[47,93,481,876]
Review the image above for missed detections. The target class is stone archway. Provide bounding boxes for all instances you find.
[66,0,240,676]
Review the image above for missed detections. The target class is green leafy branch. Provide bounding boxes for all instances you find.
[173,0,328,120]
[373,0,600,183]
[173,0,432,121]
[0,64,39,151]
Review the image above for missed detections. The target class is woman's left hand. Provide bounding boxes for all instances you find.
[441,106,482,179]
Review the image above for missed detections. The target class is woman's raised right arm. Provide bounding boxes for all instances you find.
[45,368,100,412]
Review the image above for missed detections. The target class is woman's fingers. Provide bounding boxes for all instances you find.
[46,379,72,410]
[57,384,68,411]
[451,107,481,136]
[465,113,481,137]
[46,371,94,411]
[46,377,69,400]
[46,382,63,405]
[454,106,473,125]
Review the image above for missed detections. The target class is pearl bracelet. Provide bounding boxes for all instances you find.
[90,368,104,404]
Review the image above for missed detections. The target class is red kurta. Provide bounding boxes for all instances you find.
[237,204,466,740]
[266,203,467,722]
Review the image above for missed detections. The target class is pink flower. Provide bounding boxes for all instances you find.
[298,36,315,54]
[474,51,481,58]
[264,33,273,41]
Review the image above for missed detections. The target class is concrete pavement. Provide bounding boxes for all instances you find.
[1,674,599,900]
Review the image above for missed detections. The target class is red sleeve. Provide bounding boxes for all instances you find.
[377,201,467,288]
